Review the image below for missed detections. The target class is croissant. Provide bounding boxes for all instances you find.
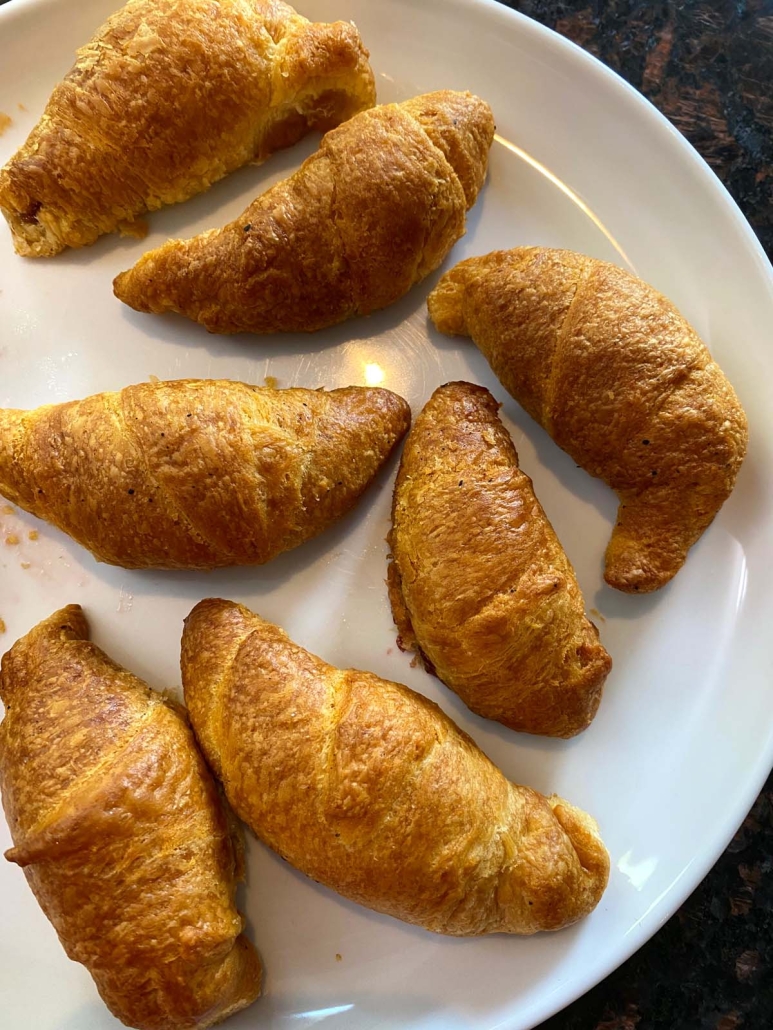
[0,0,375,256]
[181,599,610,936]
[428,248,749,593]
[388,382,611,737]
[113,90,495,333]
[0,378,410,569]
[0,606,261,1030]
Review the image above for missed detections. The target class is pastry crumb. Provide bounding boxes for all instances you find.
[5,534,19,546]
[2,504,14,515]
[17,103,27,112]
[264,375,279,389]
[0,618,5,634]
[589,607,606,623]
[0,112,12,137]
[20,561,31,570]
[28,530,39,541]
[335,953,342,962]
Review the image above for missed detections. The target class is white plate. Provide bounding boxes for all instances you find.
[1,0,772,1027]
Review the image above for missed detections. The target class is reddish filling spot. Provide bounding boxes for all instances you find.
[19,200,41,225]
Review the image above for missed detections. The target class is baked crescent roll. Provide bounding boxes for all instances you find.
[428,248,749,593]
[388,382,611,738]
[0,0,375,256]
[181,599,610,936]
[0,606,261,1030]
[113,90,495,333]
[0,379,410,569]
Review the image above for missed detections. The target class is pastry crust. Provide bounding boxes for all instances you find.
[113,90,495,333]
[0,379,410,569]
[0,606,261,1030]
[0,0,376,256]
[428,248,749,593]
[181,598,610,936]
[388,382,611,738]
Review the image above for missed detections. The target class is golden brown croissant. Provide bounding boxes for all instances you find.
[113,90,495,333]
[0,378,410,569]
[388,382,611,737]
[0,606,261,1030]
[428,248,749,593]
[0,0,375,256]
[181,599,610,936]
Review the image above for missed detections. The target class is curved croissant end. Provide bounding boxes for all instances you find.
[428,248,749,593]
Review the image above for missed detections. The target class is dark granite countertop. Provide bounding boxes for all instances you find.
[493,5,773,1027]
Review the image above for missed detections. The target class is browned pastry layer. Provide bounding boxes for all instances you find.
[428,248,749,593]
[388,382,611,737]
[0,0,375,256]
[181,599,610,936]
[0,379,410,569]
[0,606,261,1030]
[113,90,495,333]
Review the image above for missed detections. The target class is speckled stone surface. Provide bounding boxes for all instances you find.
[491,5,773,1027]
[0,0,770,1026]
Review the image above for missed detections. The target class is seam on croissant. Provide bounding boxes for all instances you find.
[118,389,227,559]
[13,692,161,855]
[543,264,589,437]
[611,359,707,496]
[210,623,259,780]
[322,667,353,819]
[407,110,465,280]
[327,160,356,315]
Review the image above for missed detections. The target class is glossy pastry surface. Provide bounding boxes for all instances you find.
[0,379,410,569]
[0,605,261,1030]
[181,598,610,937]
[114,90,495,333]
[428,248,749,592]
[0,0,376,256]
[388,381,611,737]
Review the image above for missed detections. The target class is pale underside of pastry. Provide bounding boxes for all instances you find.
[181,598,610,937]
[0,605,261,1030]
[388,381,611,738]
[0,379,410,569]
[428,248,749,593]
[113,90,495,333]
[0,0,376,256]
